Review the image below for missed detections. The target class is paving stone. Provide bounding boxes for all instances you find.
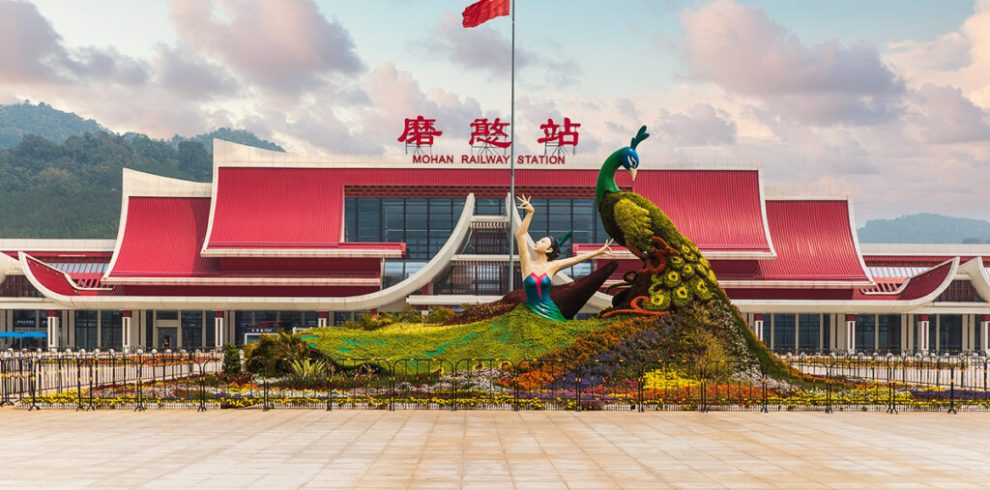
[1,409,989,488]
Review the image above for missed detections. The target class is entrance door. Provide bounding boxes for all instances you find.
[155,320,181,350]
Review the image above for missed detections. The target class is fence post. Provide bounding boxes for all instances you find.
[326,357,333,412]
[86,355,95,411]
[0,353,10,407]
[760,370,768,413]
[134,351,146,412]
[699,363,708,414]
[512,362,520,412]
[948,361,958,415]
[824,360,833,414]
[28,356,39,411]
[75,352,84,411]
[197,362,207,413]
[637,365,645,413]
[886,354,897,415]
[263,376,270,412]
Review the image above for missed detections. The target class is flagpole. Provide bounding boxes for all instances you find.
[507,0,516,293]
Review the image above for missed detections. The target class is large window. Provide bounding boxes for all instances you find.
[855,314,876,353]
[345,197,466,260]
[798,314,820,352]
[938,315,963,353]
[877,315,901,353]
[74,310,98,349]
[100,311,122,350]
[181,311,203,350]
[773,314,795,352]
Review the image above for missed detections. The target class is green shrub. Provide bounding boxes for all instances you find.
[425,306,455,324]
[244,331,320,376]
[222,344,241,375]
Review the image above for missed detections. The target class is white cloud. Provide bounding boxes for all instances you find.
[656,104,736,146]
[167,0,363,95]
[680,0,904,125]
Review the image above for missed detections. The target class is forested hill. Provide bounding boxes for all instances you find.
[0,102,283,239]
[0,102,104,148]
[858,213,990,244]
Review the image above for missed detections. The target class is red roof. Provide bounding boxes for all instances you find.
[22,254,106,297]
[851,259,956,302]
[205,167,773,257]
[105,196,381,286]
[753,200,871,284]
[108,197,217,278]
[634,170,773,256]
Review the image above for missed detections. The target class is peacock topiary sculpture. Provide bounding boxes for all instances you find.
[596,126,716,316]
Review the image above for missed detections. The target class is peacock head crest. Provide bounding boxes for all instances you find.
[618,126,649,180]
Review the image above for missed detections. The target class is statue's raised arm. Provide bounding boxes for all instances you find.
[515,195,612,322]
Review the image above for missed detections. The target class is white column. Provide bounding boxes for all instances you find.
[753,314,764,342]
[981,317,989,355]
[214,312,225,349]
[845,315,856,353]
[121,311,133,351]
[46,310,59,350]
[904,314,912,354]
[918,316,930,354]
[962,315,971,352]
[318,312,329,328]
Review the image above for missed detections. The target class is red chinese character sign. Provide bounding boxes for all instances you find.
[469,117,511,154]
[538,117,580,156]
[397,116,443,154]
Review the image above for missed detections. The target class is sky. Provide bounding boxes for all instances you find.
[1,0,988,224]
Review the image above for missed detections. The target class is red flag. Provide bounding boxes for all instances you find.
[462,0,510,28]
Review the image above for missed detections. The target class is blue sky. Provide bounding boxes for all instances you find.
[3,0,990,223]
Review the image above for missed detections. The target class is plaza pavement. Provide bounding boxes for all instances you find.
[1,408,988,489]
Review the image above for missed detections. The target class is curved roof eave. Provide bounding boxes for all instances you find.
[18,253,112,303]
[0,252,21,284]
[102,169,212,283]
[23,195,477,311]
[734,257,959,314]
[959,257,990,303]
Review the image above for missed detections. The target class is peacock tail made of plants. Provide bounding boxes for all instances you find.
[603,208,719,318]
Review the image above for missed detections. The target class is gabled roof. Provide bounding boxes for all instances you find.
[741,199,872,287]
[22,195,480,310]
[204,141,775,259]
[101,169,384,287]
[633,169,775,259]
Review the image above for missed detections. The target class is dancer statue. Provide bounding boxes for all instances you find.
[515,195,613,321]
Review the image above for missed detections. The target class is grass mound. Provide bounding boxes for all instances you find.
[307,306,613,362]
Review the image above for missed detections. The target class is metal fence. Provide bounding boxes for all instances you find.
[2,350,989,413]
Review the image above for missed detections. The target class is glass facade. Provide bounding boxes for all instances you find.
[74,310,98,349]
[798,314,820,352]
[99,310,122,350]
[877,315,901,353]
[938,315,963,353]
[345,197,466,260]
[773,314,795,352]
[181,311,203,350]
[475,198,505,215]
[855,314,876,352]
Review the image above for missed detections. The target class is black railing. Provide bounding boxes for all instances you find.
[3,350,990,412]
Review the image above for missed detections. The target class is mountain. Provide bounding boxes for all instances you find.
[172,128,284,153]
[0,102,285,239]
[0,102,105,148]
[858,213,990,244]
